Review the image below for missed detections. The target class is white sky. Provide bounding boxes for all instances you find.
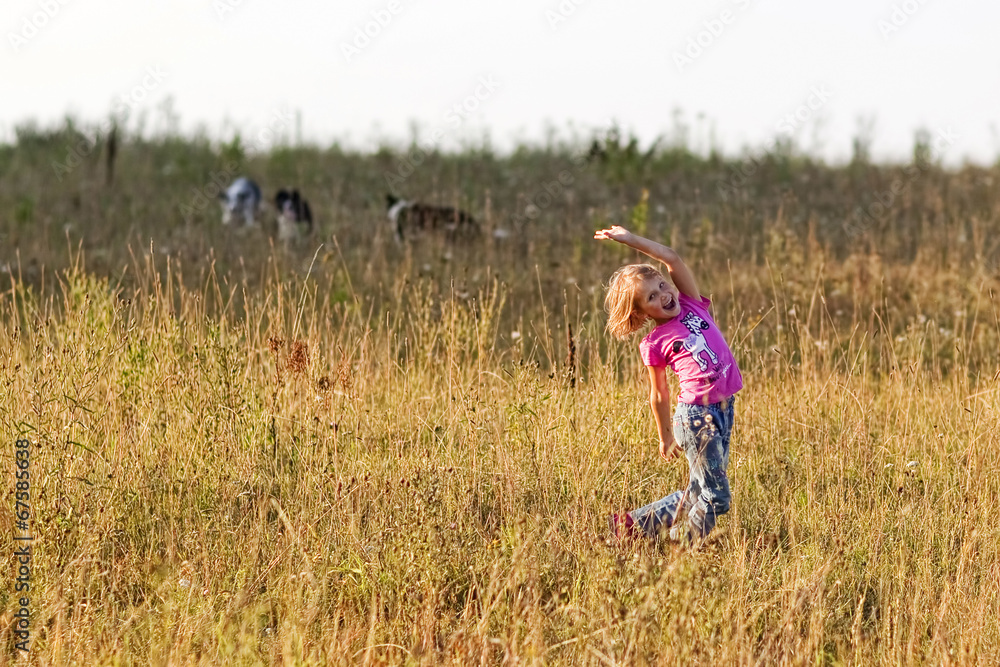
[2,0,999,165]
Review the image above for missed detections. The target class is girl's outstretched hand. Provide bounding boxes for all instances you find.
[594,225,633,243]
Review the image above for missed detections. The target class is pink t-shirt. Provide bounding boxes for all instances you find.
[639,293,743,405]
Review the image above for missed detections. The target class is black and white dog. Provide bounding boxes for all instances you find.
[218,177,262,226]
[275,189,313,240]
[386,194,478,242]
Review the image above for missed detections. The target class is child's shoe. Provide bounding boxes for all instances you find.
[608,513,642,544]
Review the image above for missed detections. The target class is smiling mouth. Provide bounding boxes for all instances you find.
[665,296,676,311]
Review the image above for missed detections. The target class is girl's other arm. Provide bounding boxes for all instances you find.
[594,225,700,300]
[647,365,680,461]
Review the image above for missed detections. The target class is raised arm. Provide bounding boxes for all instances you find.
[594,225,701,300]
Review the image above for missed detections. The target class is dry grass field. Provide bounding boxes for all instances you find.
[1,123,999,664]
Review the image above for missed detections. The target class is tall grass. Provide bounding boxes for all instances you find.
[1,127,999,663]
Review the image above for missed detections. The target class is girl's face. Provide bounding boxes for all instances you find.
[636,275,680,324]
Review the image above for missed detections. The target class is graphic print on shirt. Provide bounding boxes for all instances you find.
[679,311,719,372]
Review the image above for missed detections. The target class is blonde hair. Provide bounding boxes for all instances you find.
[604,264,667,339]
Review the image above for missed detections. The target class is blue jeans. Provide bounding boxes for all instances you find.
[630,396,736,542]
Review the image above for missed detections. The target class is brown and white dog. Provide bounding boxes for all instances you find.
[386,194,478,242]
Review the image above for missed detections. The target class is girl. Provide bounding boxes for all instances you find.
[595,225,743,545]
